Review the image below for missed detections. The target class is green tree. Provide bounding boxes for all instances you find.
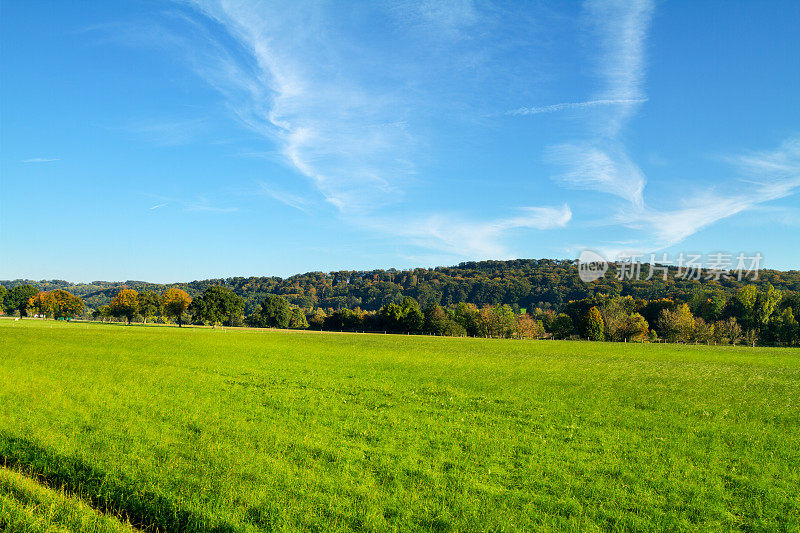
[250,294,292,328]
[163,288,192,327]
[582,306,605,341]
[493,305,518,338]
[0,286,7,315]
[715,317,742,345]
[5,285,38,317]
[755,284,782,327]
[288,308,309,329]
[378,302,405,332]
[110,289,139,324]
[324,308,362,330]
[93,305,112,322]
[657,304,695,343]
[424,305,447,333]
[622,313,649,342]
[552,313,574,339]
[600,297,635,341]
[308,308,327,330]
[190,286,245,326]
[693,317,715,344]
[731,285,759,330]
[400,297,424,333]
[771,308,798,346]
[137,290,162,323]
[453,302,481,337]
[743,328,760,347]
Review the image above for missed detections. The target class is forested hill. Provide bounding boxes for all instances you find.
[3,259,799,314]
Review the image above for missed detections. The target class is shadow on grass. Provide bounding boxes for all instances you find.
[0,432,239,532]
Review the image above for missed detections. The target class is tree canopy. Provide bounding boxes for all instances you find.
[110,289,139,324]
[27,290,84,319]
[162,288,191,327]
[189,286,244,327]
[247,294,292,328]
[4,285,38,317]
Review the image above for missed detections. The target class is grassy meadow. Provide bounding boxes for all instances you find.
[0,319,798,531]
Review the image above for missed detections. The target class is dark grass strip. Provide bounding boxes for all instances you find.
[0,432,240,532]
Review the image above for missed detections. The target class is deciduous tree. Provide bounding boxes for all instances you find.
[27,291,56,318]
[110,289,139,324]
[515,314,545,339]
[552,313,574,339]
[622,313,649,342]
[6,285,38,317]
[137,290,162,323]
[755,284,782,327]
[190,286,244,327]
[657,304,695,343]
[163,288,191,327]
[28,290,84,319]
[693,317,715,344]
[288,307,309,329]
[248,294,291,328]
[400,297,424,333]
[715,317,742,345]
[582,306,605,341]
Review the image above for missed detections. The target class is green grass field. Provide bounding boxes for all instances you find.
[1,319,798,532]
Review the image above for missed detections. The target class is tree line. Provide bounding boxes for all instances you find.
[4,259,799,316]
[2,280,798,346]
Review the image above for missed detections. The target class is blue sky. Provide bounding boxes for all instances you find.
[1,0,798,283]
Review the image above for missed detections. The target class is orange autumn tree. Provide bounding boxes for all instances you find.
[28,290,84,319]
[28,291,56,318]
[163,288,192,327]
[110,289,139,324]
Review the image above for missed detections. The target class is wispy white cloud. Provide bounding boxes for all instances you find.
[619,137,800,247]
[507,98,646,116]
[546,141,645,206]
[511,1,653,126]
[258,182,311,213]
[143,193,237,214]
[184,197,238,213]
[365,204,572,258]
[167,1,419,213]
[537,1,800,254]
[539,0,653,221]
[136,0,569,258]
[584,0,654,135]
[153,1,793,260]
[22,158,60,163]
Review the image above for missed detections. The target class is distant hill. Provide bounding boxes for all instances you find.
[3,259,799,314]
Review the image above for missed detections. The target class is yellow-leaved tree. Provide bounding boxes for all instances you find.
[110,289,139,324]
[163,288,192,327]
